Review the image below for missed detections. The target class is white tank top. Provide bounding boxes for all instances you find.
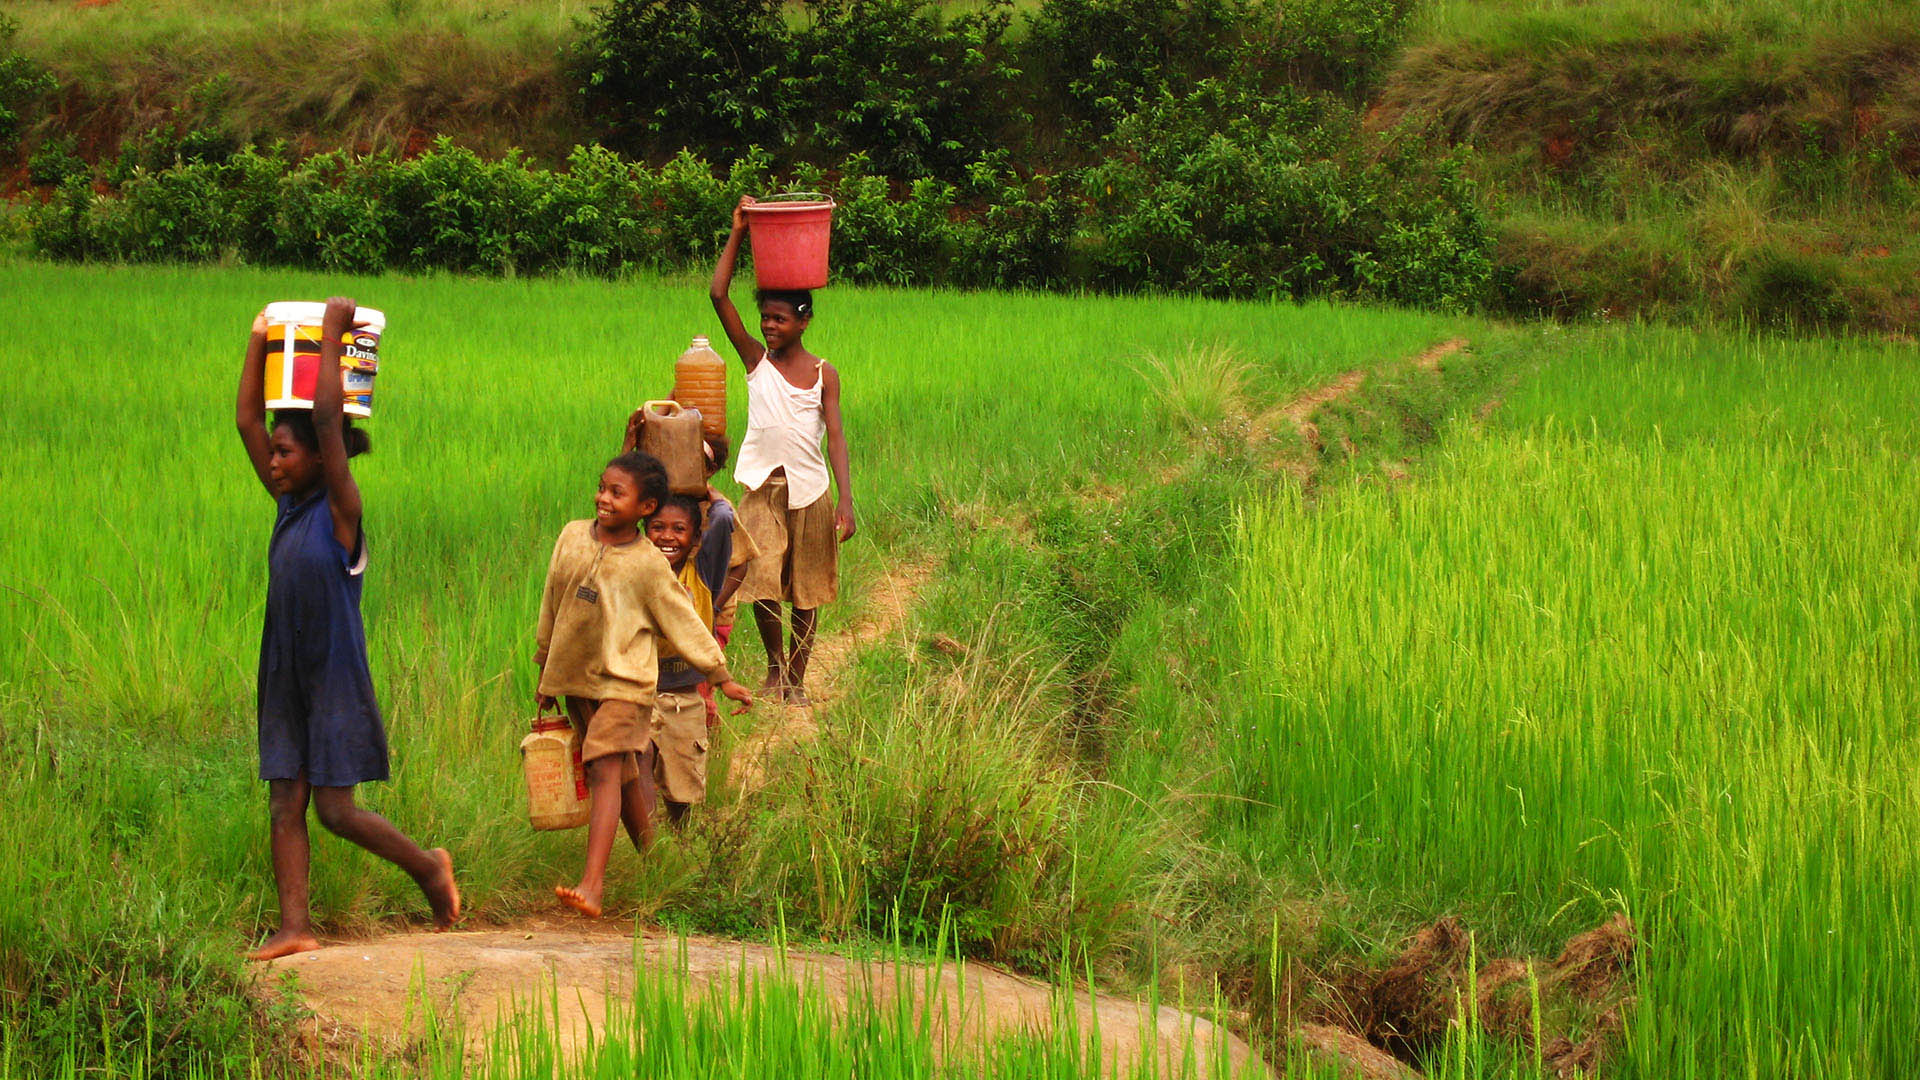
[734,357,831,509]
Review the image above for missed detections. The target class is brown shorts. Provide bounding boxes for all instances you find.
[737,475,838,610]
[650,690,709,804]
[564,696,644,784]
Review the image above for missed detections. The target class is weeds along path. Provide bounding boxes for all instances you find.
[727,549,941,796]
[260,922,1260,1076]
[1259,337,1469,466]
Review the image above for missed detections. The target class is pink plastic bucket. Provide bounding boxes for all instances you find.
[744,194,834,290]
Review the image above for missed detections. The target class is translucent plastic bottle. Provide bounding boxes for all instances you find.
[673,335,727,441]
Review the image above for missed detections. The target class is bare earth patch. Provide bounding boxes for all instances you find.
[259,923,1264,1077]
[1288,913,1634,1079]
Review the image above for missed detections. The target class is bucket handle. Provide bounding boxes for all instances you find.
[751,192,835,207]
[643,399,684,417]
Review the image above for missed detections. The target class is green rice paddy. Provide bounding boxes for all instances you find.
[0,260,1912,1078]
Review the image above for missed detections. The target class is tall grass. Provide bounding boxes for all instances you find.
[1229,325,1919,1076]
[1411,0,1920,47]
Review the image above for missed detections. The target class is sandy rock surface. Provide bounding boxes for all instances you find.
[260,922,1264,1077]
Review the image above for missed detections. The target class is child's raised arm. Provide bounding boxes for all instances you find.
[709,196,765,371]
[314,296,364,553]
[235,310,276,496]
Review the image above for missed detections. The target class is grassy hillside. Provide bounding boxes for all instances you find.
[1384,0,1920,329]
[4,0,593,162]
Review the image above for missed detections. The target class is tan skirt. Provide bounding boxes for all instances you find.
[736,475,838,610]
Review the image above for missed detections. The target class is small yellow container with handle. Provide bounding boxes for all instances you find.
[520,716,589,830]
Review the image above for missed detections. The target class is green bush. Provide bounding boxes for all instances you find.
[381,140,544,275]
[578,0,797,158]
[0,16,54,154]
[795,0,1020,178]
[26,135,86,187]
[27,176,103,262]
[107,162,233,263]
[537,143,650,275]
[1740,248,1852,331]
[270,150,393,272]
[1269,0,1416,95]
[949,159,1081,289]
[580,0,1020,180]
[1020,0,1259,133]
[1081,81,1492,305]
[26,129,1490,307]
[639,148,771,269]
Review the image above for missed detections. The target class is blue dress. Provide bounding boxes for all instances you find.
[257,491,389,786]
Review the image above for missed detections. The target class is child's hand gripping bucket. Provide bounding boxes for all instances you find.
[743,194,835,291]
[520,716,590,830]
[261,301,385,418]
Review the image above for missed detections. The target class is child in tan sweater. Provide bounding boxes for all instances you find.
[535,450,752,917]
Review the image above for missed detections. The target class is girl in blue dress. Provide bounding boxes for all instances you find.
[236,296,460,960]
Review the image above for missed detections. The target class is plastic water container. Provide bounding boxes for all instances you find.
[638,399,708,496]
[744,194,834,290]
[520,717,589,831]
[673,336,727,441]
[262,302,384,418]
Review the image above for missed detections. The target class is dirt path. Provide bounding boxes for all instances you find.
[1256,337,1469,461]
[728,550,938,794]
[262,923,1262,1076]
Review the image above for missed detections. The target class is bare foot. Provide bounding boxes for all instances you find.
[423,848,461,929]
[760,667,787,698]
[555,884,603,919]
[784,685,814,708]
[248,930,321,961]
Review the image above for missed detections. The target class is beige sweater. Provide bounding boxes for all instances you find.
[535,520,733,703]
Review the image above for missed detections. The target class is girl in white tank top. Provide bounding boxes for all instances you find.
[708,195,858,705]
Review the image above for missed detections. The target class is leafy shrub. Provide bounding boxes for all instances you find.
[381,140,544,275]
[949,158,1081,288]
[1269,0,1417,95]
[638,148,770,268]
[27,176,104,261]
[27,130,1488,308]
[578,0,795,157]
[1020,0,1259,132]
[1739,248,1851,331]
[795,0,1020,177]
[1081,80,1491,305]
[105,126,242,187]
[105,162,233,263]
[0,16,54,154]
[27,135,86,187]
[536,143,649,274]
[270,151,392,272]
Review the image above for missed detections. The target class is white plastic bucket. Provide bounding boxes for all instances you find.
[262,301,385,418]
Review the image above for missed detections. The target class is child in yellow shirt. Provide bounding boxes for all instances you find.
[535,451,752,917]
